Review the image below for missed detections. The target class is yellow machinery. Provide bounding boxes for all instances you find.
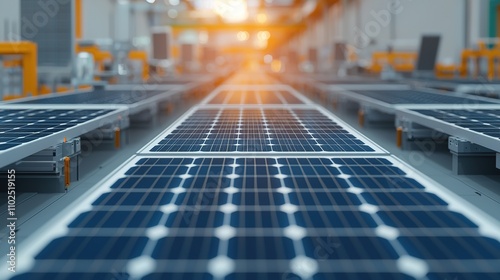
[367,51,417,74]
[436,39,500,80]
[0,41,37,100]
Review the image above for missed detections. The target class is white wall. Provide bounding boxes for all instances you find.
[82,0,152,41]
[469,0,489,48]
[392,0,466,62]
[0,0,20,41]
[299,0,469,64]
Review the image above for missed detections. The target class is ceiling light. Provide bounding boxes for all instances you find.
[256,13,267,24]
[236,31,249,41]
[168,9,178,18]
[214,0,249,23]
[257,31,271,41]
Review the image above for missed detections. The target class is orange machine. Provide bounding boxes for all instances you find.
[0,41,38,100]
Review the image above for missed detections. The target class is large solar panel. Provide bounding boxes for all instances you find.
[397,107,500,153]
[0,106,127,168]
[316,78,404,85]
[208,90,304,105]
[10,155,500,280]
[13,89,168,105]
[349,89,497,105]
[139,107,385,154]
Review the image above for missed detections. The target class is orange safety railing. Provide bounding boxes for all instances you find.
[0,41,38,100]
[367,51,417,74]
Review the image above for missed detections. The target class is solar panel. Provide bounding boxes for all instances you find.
[316,79,403,85]
[350,90,496,105]
[412,109,500,138]
[208,90,304,105]
[397,107,500,153]
[11,155,500,280]
[0,106,127,168]
[0,108,113,150]
[14,89,168,105]
[140,107,385,153]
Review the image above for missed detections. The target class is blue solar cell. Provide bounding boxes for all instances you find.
[226,273,300,280]
[399,236,500,259]
[295,210,377,228]
[230,211,289,228]
[166,210,225,228]
[143,273,213,280]
[233,192,286,205]
[313,273,415,280]
[36,236,148,259]
[69,210,163,228]
[227,237,295,259]
[378,210,478,228]
[303,236,399,260]
[152,237,219,259]
[11,273,131,280]
[289,192,362,206]
[178,191,229,206]
[314,272,416,280]
[110,177,183,190]
[349,177,424,190]
[362,192,448,206]
[93,192,176,206]
[427,273,500,280]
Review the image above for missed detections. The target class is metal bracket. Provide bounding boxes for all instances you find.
[1,138,81,172]
[448,137,499,175]
[448,137,494,154]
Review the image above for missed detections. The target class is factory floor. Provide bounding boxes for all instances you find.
[1,87,499,253]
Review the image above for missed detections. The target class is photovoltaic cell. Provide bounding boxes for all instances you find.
[0,108,114,151]
[12,156,500,280]
[145,108,379,153]
[411,109,500,139]
[208,90,303,104]
[348,89,496,105]
[14,89,166,105]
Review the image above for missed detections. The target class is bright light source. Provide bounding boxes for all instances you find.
[271,60,282,72]
[214,0,248,22]
[199,31,209,44]
[256,13,267,24]
[264,54,273,64]
[168,9,178,18]
[168,0,179,5]
[236,31,249,41]
[146,0,156,3]
[257,31,271,41]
